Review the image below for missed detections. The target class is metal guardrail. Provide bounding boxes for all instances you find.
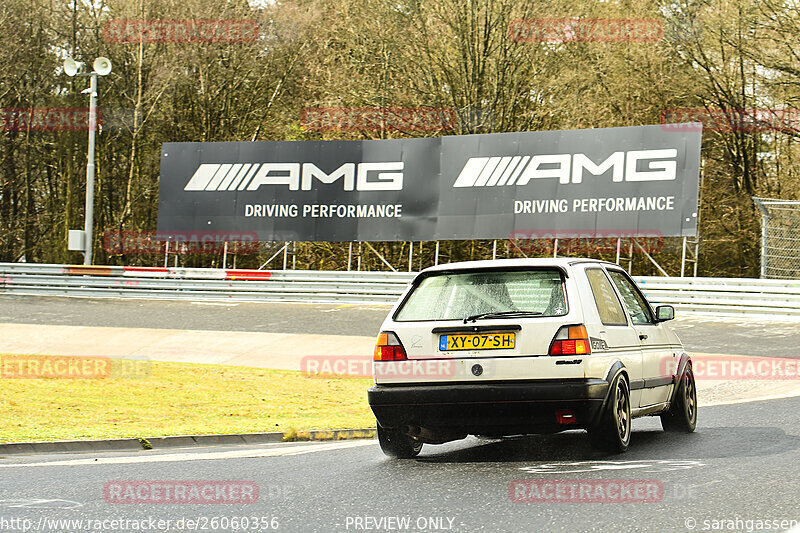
[1,263,799,316]
[636,276,800,316]
[0,263,415,305]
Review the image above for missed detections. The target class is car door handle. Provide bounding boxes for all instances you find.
[639,334,648,340]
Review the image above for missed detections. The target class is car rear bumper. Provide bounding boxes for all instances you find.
[368,379,610,436]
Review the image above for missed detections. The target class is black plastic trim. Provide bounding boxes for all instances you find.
[431,325,522,334]
[368,378,613,433]
[643,376,674,389]
[596,361,628,425]
[368,379,609,406]
[668,353,692,404]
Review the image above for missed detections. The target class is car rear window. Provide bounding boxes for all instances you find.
[586,268,628,326]
[395,269,567,321]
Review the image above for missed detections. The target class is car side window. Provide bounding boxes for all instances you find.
[585,268,628,326]
[607,270,653,325]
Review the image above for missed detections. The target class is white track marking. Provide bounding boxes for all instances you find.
[520,460,705,474]
[0,440,375,468]
[0,499,83,508]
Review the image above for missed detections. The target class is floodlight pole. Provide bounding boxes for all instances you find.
[65,55,110,265]
[83,72,98,265]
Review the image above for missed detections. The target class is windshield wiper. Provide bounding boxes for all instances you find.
[463,311,543,323]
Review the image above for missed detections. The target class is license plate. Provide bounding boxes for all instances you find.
[439,333,515,351]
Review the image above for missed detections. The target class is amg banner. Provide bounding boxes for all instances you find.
[157,124,702,241]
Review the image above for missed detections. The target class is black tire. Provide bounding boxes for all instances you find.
[661,362,698,433]
[377,426,423,458]
[589,373,631,453]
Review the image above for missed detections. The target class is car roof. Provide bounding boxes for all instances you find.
[419,257,620,275]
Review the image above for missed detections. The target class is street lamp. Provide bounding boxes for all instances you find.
[64,56,112,265]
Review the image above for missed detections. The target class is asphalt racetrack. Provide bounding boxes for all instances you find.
[2,397,800,532]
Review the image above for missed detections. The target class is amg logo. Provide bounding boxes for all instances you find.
[453,149,677,187]
[184,162,404,191]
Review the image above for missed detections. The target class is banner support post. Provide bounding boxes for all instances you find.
[635,238,669,276]
[434,241,439,266]
[616,238,622,265]
[553,239,558,258]
[628,239,634,273]
[348,242,353,271]
[223,241,228,269]
[365,242,397,272]
[408,242,413,272]
[258,243,288,270]
[681,237,687,277]
[492,240,497,260]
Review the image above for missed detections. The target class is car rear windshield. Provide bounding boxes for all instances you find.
[395,269,567,321]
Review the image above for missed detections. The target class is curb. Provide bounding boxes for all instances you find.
[0,428,377,455]
[283,428,376,442]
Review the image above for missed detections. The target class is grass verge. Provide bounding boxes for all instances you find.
[0,355,375,443]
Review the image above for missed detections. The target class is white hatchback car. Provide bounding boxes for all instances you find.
[368,258,697,457]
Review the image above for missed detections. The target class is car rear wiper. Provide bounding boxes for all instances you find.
[463,311,543,323]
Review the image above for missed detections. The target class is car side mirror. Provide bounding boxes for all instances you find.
[655,305,675,322]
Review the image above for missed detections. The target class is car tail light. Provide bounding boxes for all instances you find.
[549,325,591,356]
[374,332,407,361]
